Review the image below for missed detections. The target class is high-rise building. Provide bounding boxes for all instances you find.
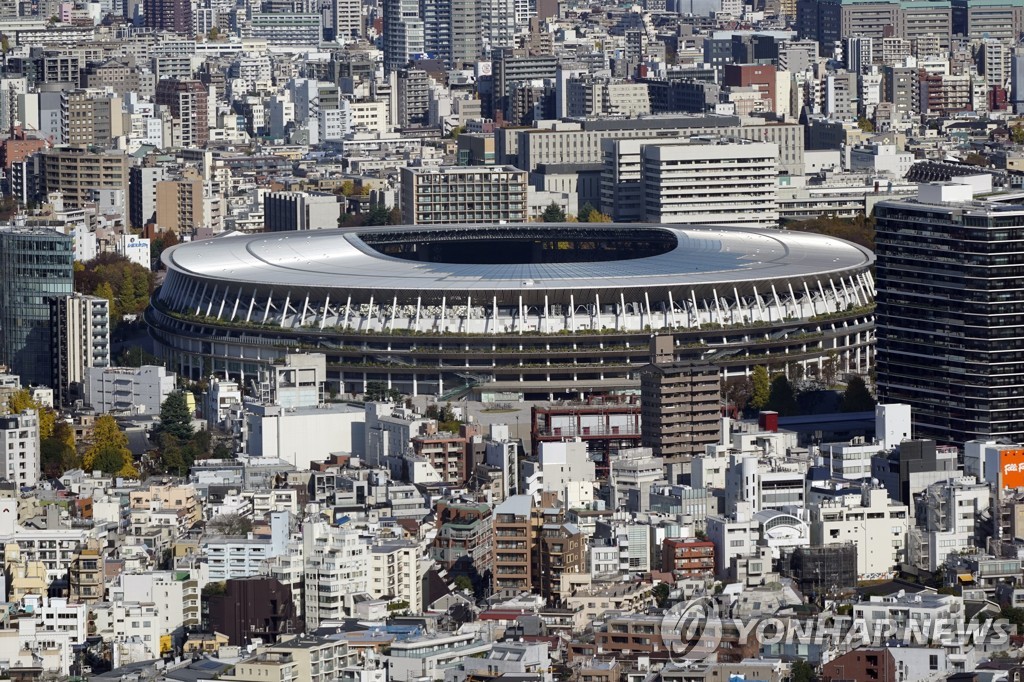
[641,139,778,227]
[129,166,168,229]
[143,0,192,33]
[155,79,209,149]
[639,336,721,481]
[332,0,362,40]
[382,0,424,74]
[0,228,74,388]
[875,183,1024,444]
[396,67,430,128]
[0,410,40,488]
[400,165,528,224]
[49,293,110,407]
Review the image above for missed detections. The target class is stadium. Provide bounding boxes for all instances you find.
[146,224,876,400]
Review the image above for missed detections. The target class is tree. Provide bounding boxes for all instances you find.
[154,392,194,444]
[454,575,473,591]
[791,660,817,682]
[723,376,753,415]
[208,513,254,536]
[841,375,877,412]
[765,374,799,416]
[118,346,161,367]
[577,202,598,223]
[83,415,135,477]
[856,117,874,133]
[150,231,179,269]
[366,381,400,402]
[541,202,566,222]
[7,390,55,439]
[339,180,356,197]
[74,253,155,326]
[821,353,839,387]
[652,583,671,608]
[40,437,78,479]
[963,152,988,167]
[749,366,771,411]
[1012,124,1024,145]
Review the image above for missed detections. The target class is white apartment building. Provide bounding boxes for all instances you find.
[369,540,421,610]
[642,139,779,227]
[385,632,491,682]
[86,365,176,415]
[302,520,370,629]
[91,602,162,666]
[49,293,110,407]
[725,454,807,513]
[204,510,290,581]
[909,476,990,572]
[116,570,201,647]
[810,484,909,580]
[0,409,40,488]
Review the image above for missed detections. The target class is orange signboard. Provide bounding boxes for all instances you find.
[1000,449,1024,488]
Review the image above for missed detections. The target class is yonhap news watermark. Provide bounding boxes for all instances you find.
[659,596,1014,663]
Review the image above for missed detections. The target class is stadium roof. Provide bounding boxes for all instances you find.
[163,224,873,294]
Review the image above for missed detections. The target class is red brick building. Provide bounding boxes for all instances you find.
[661,538,715,577]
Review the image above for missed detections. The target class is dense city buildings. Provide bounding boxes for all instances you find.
[5,0,1024,679]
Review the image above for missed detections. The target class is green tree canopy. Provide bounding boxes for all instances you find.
[154,392,194,444]
[765,374,799,416]
[749,366,771,411]
[841,375,877,412]
[74,253,154,326]
[541,202,566,222]
[83,415,137,478]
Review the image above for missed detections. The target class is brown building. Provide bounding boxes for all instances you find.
[61,89,124,146]
[155,175,205,234]
[85,59,146,98]
[661,538,715,578]
[723,64,777,109]
[531,400,642,479]
[492,494,584,601]
[155,79,209,149]
[202,576,301,646]
[430,501,493,582]
[40,146,129,210]
[68,540,104,604]
[412,432,470,484]
[143,0,192,34]
[639,336,720,478]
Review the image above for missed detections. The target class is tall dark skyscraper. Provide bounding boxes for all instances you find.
[0,227,74,387]
[876,183,1024,444]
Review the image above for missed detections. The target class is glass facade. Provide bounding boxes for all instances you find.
[0,228,74,387]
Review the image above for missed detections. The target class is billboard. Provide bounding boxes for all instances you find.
[1000,449,1024,489]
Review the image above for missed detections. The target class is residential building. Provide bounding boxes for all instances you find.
[155,79,210,149]
[809,484,909,580]
[203,576,302,645]
[640,336,721,481]
[48,293,110,407]
[143,0,192,33]
[400,166,528,225]
[155,176,205,234]
[264,191,342,231]
[39,147,129,212]
[0,410,40,488]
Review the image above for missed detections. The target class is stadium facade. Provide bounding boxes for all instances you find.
[146,224,875,400]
